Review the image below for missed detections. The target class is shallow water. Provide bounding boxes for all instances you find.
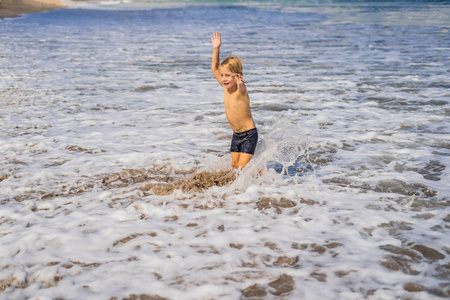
[0,1,449,299]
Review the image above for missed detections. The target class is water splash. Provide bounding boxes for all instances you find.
[257,118,316,177]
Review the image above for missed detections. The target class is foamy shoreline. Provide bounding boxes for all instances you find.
[0,0,66,19]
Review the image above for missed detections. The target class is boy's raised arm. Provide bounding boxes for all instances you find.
[211,31,222,85]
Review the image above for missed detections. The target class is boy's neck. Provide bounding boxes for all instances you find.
[225,85,238,93]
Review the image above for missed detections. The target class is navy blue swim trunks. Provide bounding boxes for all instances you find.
[230,128,258,155]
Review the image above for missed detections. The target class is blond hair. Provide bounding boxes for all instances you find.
[219,55,243,76]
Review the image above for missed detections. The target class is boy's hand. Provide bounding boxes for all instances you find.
[232,73,244,84]
[211,31,221,49]
[232,73,247,94]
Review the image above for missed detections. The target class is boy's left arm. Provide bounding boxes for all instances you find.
[233,74,247,95]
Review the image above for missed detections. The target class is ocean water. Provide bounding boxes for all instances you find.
[0,0,449,299]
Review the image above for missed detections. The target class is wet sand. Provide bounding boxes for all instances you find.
[0,0,65,19]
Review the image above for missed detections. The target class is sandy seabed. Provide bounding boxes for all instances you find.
[0,0,65,19]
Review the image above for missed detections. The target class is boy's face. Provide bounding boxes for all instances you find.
[219,67,237,89]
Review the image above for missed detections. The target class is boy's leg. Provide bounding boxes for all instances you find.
[231,152,241,169]
[231,152,253,169]
[238,153,253,169]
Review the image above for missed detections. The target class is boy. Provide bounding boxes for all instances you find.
[211,31,258,170]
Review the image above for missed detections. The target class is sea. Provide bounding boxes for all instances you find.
[0,0,449,299]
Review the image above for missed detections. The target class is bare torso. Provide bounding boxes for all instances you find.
[223,88,255,133]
